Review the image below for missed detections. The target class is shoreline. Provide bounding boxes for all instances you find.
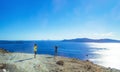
[0,48,120,72]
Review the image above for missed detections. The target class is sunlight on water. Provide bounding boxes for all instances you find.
[87,43,120,69]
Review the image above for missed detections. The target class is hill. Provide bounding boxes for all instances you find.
[62,38,120,43]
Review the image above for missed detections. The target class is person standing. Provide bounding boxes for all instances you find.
[34,44,38,58]
[54,46,58,57]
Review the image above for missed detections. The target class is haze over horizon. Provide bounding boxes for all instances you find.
[1,0,120,40]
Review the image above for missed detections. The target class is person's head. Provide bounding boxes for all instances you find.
[34,44,37,46]
[55,46,58,48]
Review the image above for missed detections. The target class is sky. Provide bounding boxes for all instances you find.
[0,0,120,40]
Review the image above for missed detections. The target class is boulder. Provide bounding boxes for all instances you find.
[56,60,64,66]
[0,48,9,53]
[0,63,6,69]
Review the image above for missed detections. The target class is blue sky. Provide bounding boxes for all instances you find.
[0,0,120,40]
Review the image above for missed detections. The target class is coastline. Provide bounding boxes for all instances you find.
[0,49,120,72]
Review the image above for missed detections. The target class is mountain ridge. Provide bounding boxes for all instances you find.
[62,38,120,43]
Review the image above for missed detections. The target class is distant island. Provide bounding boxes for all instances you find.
[0,41,33,44]
[62,38,120,43]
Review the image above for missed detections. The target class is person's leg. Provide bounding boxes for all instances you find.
[34,51,35,58]
[34,51,36,58]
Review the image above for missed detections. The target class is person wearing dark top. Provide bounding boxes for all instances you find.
[54,46,58,57]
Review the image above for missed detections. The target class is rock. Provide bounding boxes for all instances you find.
[0,63,6,69]
[0,48,9,53]
[56,60,64,66]
[0,69,4,72]
[2,69,7,72]
[86,60,89,62]
[86,65,91,70]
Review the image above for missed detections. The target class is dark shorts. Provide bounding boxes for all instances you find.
[34,51,37,55]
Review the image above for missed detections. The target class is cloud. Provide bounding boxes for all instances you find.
[92,32,115,38]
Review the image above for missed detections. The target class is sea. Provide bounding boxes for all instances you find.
[0,41,120,69]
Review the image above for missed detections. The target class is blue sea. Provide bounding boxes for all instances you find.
[0,41,120,69]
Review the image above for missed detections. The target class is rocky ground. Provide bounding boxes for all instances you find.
[0,48,120,72]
